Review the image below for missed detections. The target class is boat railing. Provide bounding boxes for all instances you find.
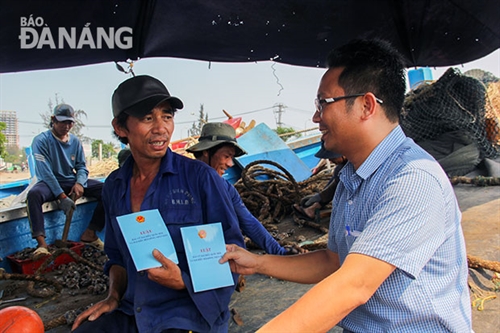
[0,196,97,224]
[279,126,319,137]
[286,134,322,150]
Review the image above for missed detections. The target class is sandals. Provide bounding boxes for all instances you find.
[32,247,51,261]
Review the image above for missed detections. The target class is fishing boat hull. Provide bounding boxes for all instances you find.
[0,179,31,199]
[0,199,104,273]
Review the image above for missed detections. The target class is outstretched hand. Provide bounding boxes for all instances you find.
[219,244,260,275]
[147,249,185,290]
[71,296,119,331]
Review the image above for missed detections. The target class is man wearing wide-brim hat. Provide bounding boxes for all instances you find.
[187,122,298,255]
[186,122,246,175]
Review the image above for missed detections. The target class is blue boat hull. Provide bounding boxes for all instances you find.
[0,179,31,199]
[0,199,105,273]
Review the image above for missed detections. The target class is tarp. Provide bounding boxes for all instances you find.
[1,0,499,73]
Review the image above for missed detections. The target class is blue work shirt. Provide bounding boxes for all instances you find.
[32,130,88,197]
[329,126,471,332]
[103,149,244,333]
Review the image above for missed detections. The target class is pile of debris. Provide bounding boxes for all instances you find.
[87,158,119,178]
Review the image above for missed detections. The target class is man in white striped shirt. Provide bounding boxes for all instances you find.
[221,39,471,332]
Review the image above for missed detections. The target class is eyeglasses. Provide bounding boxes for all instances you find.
[314,93,383,112]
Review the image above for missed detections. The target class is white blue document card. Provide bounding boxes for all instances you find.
[180,222,234,292]
[116,209,178,271]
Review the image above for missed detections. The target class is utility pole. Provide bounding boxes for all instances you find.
[273,103,286,128]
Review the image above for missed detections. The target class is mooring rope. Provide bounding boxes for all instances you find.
[449,176,500,186]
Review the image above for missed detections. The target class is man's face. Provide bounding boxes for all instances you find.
[114,101,175,161]
[312,67,358,156]
[206,145,236,176]
[52,118,74,138]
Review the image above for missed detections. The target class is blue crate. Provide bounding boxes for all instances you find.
[408,68,433,89]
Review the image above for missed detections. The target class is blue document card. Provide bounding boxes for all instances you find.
[116,209,178,271]
[181,222,234,292]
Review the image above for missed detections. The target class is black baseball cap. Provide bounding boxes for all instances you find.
[112,75,184,117]
[53,104,75,122]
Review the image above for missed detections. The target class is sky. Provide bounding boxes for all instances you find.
[1,49,499,148]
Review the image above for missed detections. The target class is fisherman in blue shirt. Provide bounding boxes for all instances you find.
[72,75,244,333]
[27,103,104,258]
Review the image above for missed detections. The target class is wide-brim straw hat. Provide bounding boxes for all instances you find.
[186,122,246,157]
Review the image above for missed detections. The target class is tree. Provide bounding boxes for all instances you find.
[91,139,117,159]
[0,122,7,158]
[275,126,301,142]
[188,104,208,137]
[41,94,91,144]
[3,146,25,164]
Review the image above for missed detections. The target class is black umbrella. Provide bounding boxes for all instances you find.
[1,0,499,73]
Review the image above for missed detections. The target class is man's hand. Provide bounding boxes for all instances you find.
[219,244,260,275]
[70,183,84,200]
[147,249,185,290]
[58,197,76,215]
[283,245,308,255]
[300,193,322,208]
[71,296,120,330]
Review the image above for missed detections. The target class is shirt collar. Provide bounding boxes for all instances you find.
[115,148,178,182]
[162,148,179,175]
[355,125,406,180]
[50,129,70,143]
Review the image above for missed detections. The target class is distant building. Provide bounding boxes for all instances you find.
[0,110,19,148]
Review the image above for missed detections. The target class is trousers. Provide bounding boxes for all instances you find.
[72,310,200,333]
[27,179,105,238]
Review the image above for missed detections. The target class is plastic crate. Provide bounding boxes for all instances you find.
[408,67,433,89]
[7,241,85,274]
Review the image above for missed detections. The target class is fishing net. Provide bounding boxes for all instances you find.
[401,67,500,159]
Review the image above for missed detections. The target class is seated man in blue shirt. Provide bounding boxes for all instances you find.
[187,122,292,255]
[27,103,104,258]
[72,75,244,333]
[221,39,471,332]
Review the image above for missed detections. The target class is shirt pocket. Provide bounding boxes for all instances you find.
[345,228,361,249]
[159,205,201,226]
[158,205,201,251]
